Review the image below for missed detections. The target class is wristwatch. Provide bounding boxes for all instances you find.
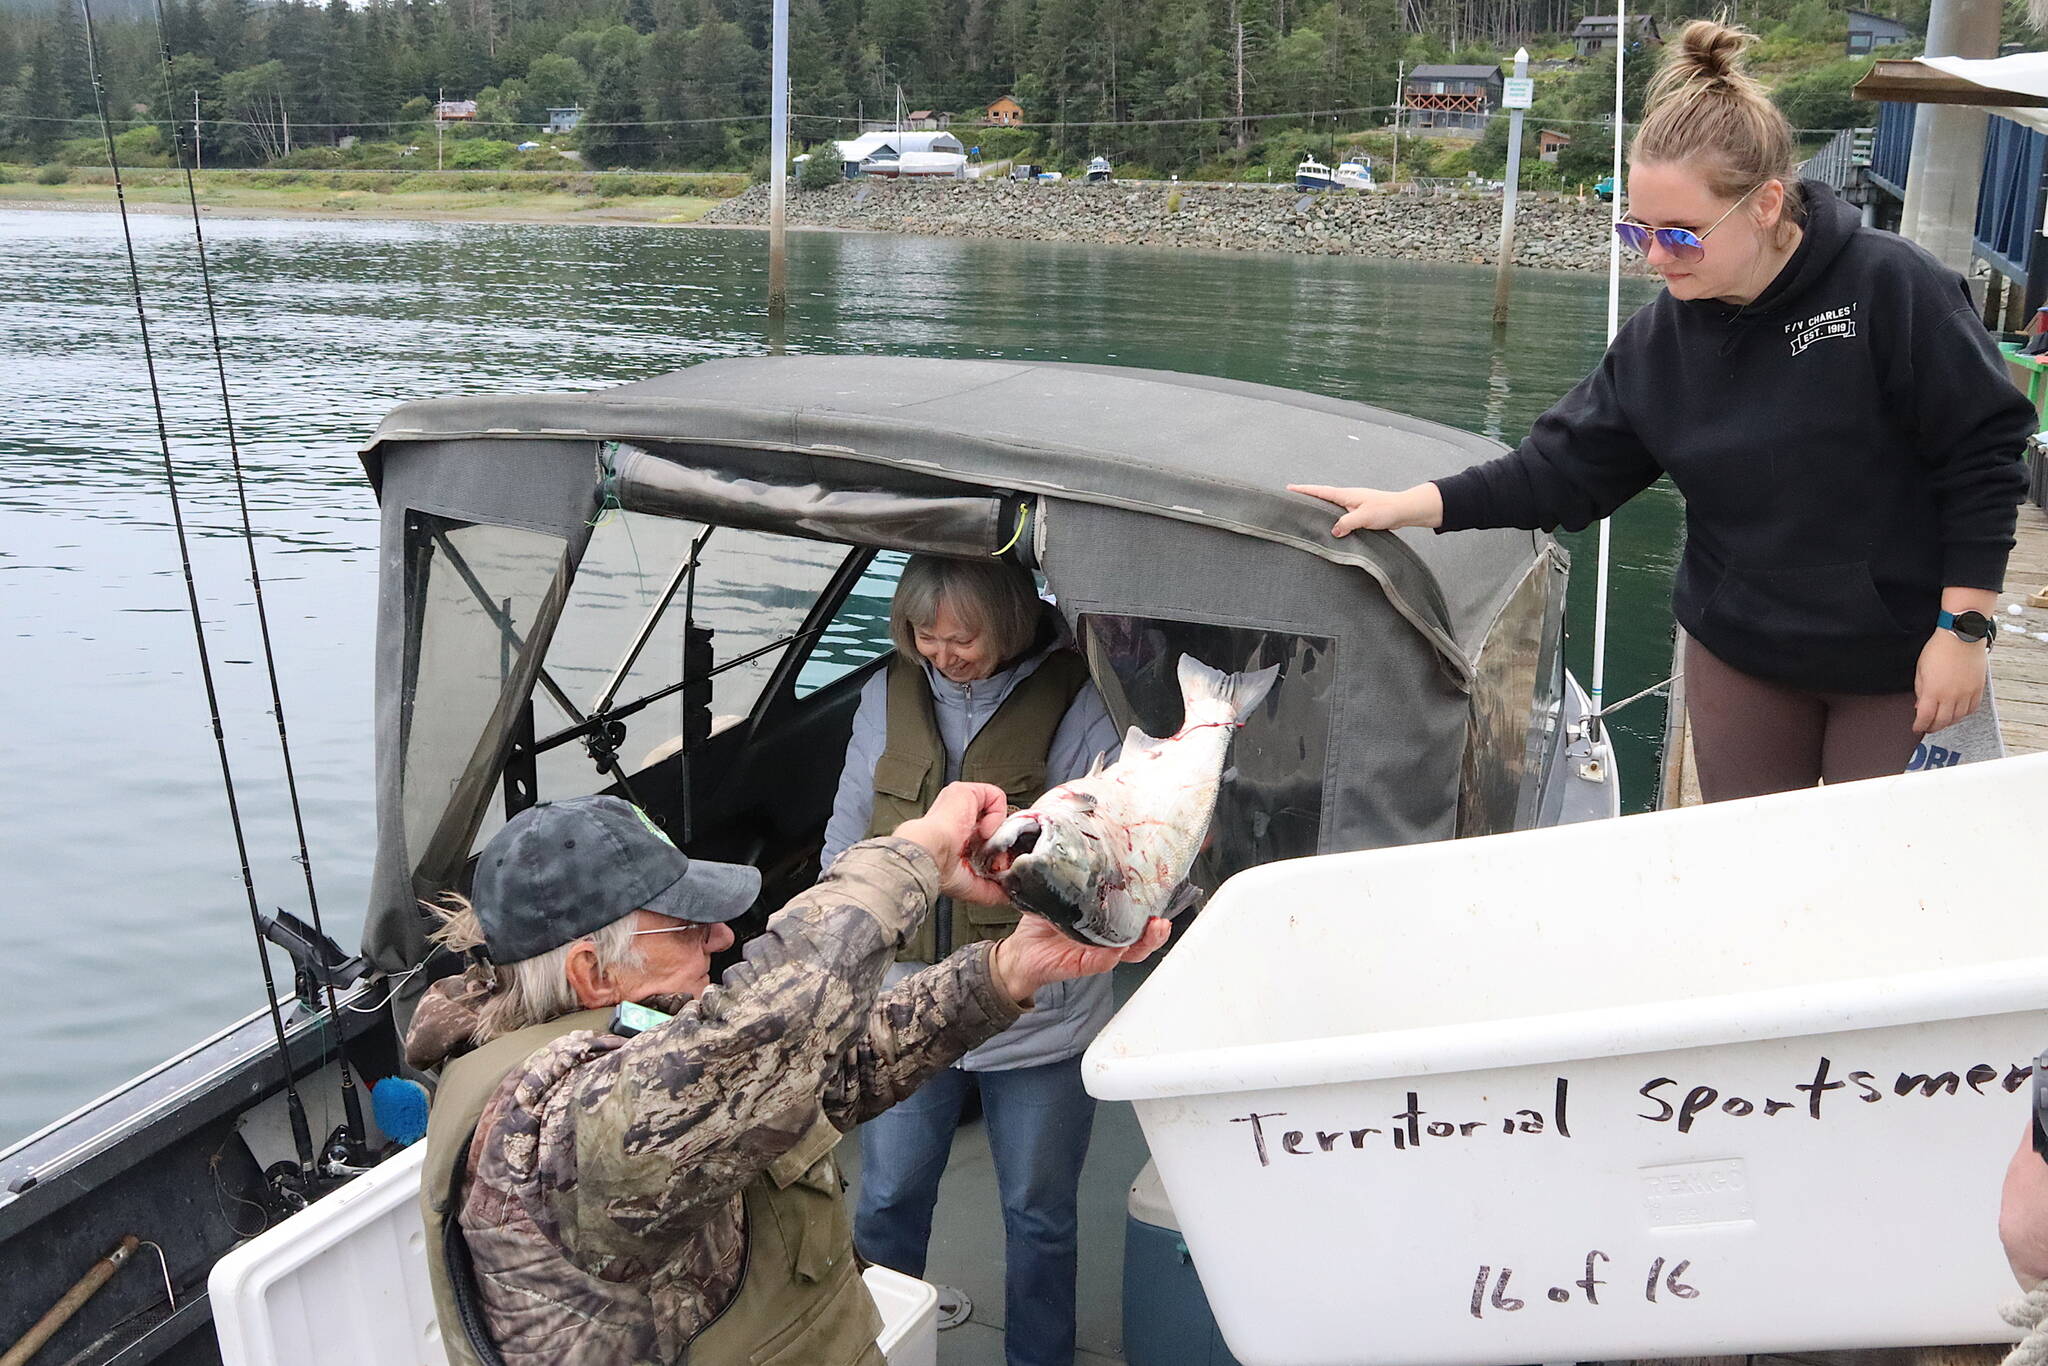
[1937,609,1998,646]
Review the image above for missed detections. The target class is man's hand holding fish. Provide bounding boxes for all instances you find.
[990,911,1173,1009]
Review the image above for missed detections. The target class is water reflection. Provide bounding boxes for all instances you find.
[0,209,1667,1144]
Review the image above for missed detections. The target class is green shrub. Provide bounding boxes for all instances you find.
[448,138,517,169]
[798,147,842,190]
[35,163,70,185]
[0,164,15,184]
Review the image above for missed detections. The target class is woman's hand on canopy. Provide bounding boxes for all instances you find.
[1287,482,1445,536]
[893,781,1013,906]
[990,914,1172,1008]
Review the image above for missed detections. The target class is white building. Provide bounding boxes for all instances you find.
[833,130,969,175]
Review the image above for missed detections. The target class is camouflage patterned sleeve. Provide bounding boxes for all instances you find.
[823,941,1027,1129]
[542,837,957,1253]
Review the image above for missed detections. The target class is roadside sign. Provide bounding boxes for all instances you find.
[1503,78,1534,109]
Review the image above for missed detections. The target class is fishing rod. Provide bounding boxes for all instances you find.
[140,0,367,1170]
[76,0,320,1196]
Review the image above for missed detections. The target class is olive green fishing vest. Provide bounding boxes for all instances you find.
[865,650,1090,963]
[421,1008,883,1366]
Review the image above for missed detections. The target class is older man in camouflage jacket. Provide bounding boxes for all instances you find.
[407,784,1167,1366]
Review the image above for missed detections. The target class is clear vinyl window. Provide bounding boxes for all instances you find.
[399,513,568,857]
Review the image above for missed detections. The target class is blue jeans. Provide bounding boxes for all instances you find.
[854,1056,1097,1366]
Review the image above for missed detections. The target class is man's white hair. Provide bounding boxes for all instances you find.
[426,895,644,1044]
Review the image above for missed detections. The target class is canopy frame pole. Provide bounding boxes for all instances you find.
[1590,0,1626,744]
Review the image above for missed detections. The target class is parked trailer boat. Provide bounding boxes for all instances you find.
[1,356,1617,1365]
[1295,157,1336,191]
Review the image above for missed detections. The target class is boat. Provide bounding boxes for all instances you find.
[857,150,967,179]
[1087,155,1113,182]
[1335,158,1376,190]
[0,355,1620,1364]
[1295,156,1336,190]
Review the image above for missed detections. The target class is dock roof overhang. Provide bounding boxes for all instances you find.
[1855,55,2048,134]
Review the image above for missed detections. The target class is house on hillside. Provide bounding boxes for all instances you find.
[1571,13,1662,55]
[985,95,1025,126]
[1847,8,1913,54]
[546,107,582,133]
[1404,65,1503,135]
[434,99,478,121]
[906,110,952,129]
[1538,128,1573,162]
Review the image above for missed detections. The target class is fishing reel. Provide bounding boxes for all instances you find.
[584,717,629,772]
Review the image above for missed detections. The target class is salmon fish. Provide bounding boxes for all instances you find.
[974,654,1279,948]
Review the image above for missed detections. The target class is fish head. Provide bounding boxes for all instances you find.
[973,797,1127,947]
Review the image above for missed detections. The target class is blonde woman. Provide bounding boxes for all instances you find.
[1293,21,2031,802]
[822,554,1119,1366]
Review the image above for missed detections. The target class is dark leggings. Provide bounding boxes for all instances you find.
[1684,635,1920,803]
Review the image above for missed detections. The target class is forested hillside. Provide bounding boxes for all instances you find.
[0,0,1943,177]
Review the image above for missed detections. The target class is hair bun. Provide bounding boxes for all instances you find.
[1679,20,1756,86]
[1648,19,1766,107]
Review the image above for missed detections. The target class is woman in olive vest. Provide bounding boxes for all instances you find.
[821,554,1120,1366]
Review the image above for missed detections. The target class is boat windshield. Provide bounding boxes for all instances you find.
[1075,613,1333,881]
[482,510,851,850]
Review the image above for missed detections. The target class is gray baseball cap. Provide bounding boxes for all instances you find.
[471,795,761,964]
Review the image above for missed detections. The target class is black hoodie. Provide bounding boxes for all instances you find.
[1434,181,2033,694]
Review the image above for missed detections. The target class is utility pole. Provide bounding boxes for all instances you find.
[1234,19,1247,150]
[1900,0,2000,275]
[1492,47,1531,327]
[193,89,202,171]
[768,0,789,348]
[282,101,290,155]
[436,87,444,170]
[1392,60,1402,186]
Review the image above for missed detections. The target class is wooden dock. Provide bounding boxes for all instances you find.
[1660,497,2048,809]
[1993,497,2048,757]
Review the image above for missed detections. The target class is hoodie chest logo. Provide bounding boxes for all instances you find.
[1784,302,1858,357]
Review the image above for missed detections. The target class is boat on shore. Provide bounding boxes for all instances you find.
[1295,157,1336,190]
[1335,158,1376,190]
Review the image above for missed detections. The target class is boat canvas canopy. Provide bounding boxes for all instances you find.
[360,357,1559,972]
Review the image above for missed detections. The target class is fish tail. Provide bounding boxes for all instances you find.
[1176,654,1280,725]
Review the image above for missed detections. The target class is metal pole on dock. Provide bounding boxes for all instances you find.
[1491,47,1531,328]
[1899,0,2000,275]
[1392,61,1402,187]
[767,0,789,348]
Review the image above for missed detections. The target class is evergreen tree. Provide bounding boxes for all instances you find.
[15,30,63,157]
[53,0,93,118]
[208,0,254,73]
[576,46,645,166]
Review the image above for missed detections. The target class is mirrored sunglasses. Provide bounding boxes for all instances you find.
[1612,181,1763,264]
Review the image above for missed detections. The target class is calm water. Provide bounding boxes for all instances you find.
[0,210,1669,1145]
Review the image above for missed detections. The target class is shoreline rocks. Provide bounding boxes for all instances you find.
[704,178,1619,272]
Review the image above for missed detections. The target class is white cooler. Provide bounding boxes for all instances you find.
[211,1139,939,1366]
[1085,752,2048,1366]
